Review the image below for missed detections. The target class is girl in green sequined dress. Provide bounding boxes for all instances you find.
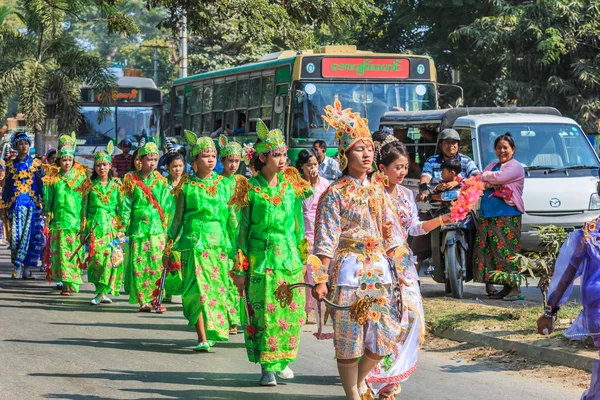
[166,131,236,352]
[43,133,88,295]
[230,120,312,387]
[219,134,244,335]
[121,142,170,312]
[81,142,125,305]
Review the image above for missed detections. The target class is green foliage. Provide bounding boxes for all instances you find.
[452,0,600,131]
[491,224,569,306]
[0,0,136,133]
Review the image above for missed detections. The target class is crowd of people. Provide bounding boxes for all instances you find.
[4,97,598,400]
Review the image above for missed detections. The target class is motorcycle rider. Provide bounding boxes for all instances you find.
[412,128,480,271]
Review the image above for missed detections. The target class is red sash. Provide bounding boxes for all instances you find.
[130,174,165,221]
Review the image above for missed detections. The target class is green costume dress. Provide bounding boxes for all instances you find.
[168,172,236,341]
[164,176,183,297]
[120,171,170,305]
[43,164,87,292]
[81,177,124,296]
[230,167,312,373]
[222,174,242,328]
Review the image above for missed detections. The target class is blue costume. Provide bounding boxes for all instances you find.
[1,133,44,279]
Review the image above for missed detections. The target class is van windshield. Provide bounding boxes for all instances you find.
[478,123,599,170]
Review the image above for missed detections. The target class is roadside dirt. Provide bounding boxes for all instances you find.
[424,334,591,390]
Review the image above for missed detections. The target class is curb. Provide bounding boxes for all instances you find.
[434,327,595,372]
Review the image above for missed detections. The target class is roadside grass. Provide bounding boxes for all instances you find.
[423,298,591,347]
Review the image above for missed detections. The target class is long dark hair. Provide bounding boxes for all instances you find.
[130,148,140,172]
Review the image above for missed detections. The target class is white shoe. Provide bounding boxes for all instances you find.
[100,295,112,304]
[278,366,294,380]
[90,297,101,305]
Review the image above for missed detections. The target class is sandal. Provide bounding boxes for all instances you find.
[60,290,71,296]
[489,287,511,300]
[503,293,525,302]
[155,304,167,313]
[139,304,152,312]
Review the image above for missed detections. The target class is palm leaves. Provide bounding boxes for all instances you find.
[0,1,136,133]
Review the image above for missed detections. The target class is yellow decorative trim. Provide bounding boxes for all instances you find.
[120,173,135,196]
[171,174,189,197]
[189,174,223,196]
[308,255,328,284]
[228,175,250,210]
[283,166,311,198]
[42,166,61,186]
[78,178,93,196]
[153,170,168,184]
[112,216,125,231]
[163,239,174,256]
[259,349,298,363]
[232,249,248,276]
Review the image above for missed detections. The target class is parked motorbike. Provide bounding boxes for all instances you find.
[420,183,477,299]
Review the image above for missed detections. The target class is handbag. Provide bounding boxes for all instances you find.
[489,186,513,200]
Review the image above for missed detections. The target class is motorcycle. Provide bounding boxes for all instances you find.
[420,183,477,299]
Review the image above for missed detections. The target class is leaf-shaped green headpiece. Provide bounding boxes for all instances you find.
[255,119,286,154]
[185,129,216,157]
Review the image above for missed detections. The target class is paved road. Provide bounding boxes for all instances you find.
[0,250,585,400]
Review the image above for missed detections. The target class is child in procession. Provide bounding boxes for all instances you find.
[312,99,404,400]
[80,142,125,305]
[368,131,452,399]
[219,134,244,335]
[2,132,44,279]
[230,120,312,386]
[121,142,170,312]
[43,133,88,295]
[165,131,236,351]
[162,147,185,303]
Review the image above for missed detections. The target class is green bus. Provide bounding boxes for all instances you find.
[169,45,438,160]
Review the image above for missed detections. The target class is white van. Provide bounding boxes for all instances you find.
[380,108,600,250]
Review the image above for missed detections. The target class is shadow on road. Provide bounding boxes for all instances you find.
[32,369,341,393]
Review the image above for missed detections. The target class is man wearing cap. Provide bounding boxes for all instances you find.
[413,128,480,268]
[112,139,133,177]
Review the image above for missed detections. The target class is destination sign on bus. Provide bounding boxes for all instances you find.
[96,89,139,102]
[322,58,410,79]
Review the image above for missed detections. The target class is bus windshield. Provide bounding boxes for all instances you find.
[79,106,161,146]
[291,81,436,147]
[478,123,600,169]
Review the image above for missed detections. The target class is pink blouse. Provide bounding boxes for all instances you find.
[302,176,330,250]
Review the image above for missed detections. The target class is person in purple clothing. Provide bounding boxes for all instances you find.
[537,180,600,399]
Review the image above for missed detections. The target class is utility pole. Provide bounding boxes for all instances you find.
[153,47,158,83]
[179,11,188,78]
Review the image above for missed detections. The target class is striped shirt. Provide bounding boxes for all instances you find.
[422,153,480,181]
[112,153,132,177]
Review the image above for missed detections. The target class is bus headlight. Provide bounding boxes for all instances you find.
[590,193,600,210]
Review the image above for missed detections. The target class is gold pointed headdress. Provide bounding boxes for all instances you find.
[322,98,373,171]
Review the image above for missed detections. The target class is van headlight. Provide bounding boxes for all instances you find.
[590,193,600,210]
